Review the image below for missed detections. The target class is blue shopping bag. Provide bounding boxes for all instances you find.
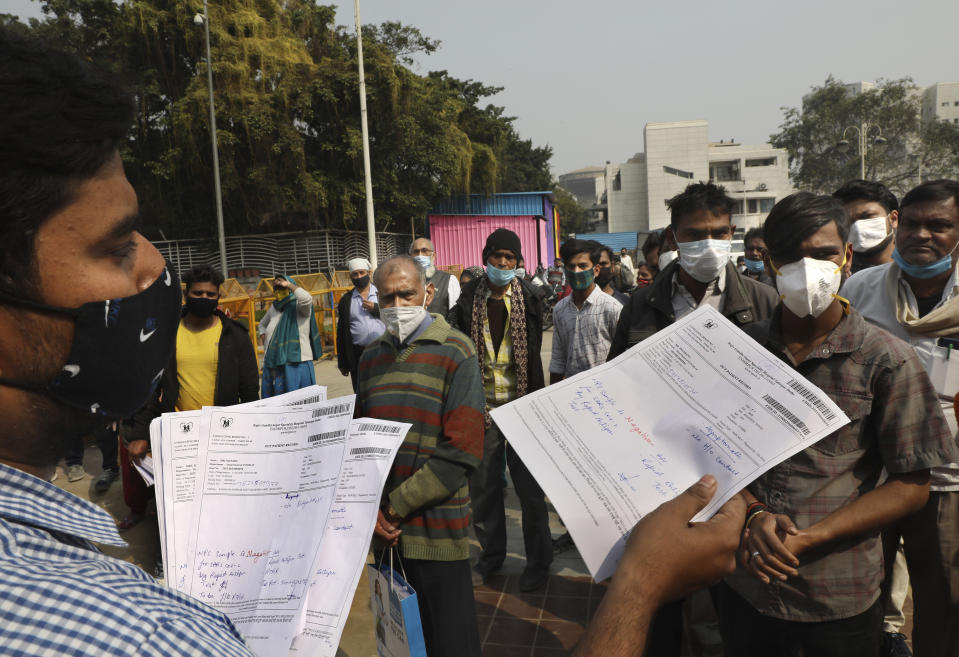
[367,549,426,657]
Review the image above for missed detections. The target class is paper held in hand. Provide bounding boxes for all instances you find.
[490,305,850,582]
[149,385,411,657]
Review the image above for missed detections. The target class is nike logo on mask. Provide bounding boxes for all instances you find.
[140,328,157,342]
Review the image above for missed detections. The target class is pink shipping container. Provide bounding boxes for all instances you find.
[428,215,550,270]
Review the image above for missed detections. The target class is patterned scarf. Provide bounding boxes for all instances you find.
[471,276,529,427]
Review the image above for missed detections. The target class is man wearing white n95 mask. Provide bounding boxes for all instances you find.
[608,182,778,358]
[718,192,957,657]
[833,179,899,275]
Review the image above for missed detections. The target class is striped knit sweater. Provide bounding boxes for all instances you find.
[357,314,485,561]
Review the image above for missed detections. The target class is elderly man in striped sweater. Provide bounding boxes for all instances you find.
[358,255,486,657]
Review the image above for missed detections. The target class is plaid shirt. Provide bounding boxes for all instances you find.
[549,285,622,377]
[725,308,959,621]
[0,463,254,657]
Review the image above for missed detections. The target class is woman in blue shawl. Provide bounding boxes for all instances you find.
[257,276,323,397]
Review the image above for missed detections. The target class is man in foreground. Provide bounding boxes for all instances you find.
[360,256,485,657]
[841,179,959,657]
[719,192,958,656]
[0,30,254,655]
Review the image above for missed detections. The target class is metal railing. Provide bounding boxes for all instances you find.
[153,229,414,278]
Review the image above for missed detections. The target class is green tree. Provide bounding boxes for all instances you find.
[771,76,959,197]
[10,1,554,238]
[552,186,589,236]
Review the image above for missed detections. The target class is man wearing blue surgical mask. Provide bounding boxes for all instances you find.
[841,179,959,657]
[410,237,460,316]
[742,228,775,286]
[608,182,778,358]
[448,228,553,592]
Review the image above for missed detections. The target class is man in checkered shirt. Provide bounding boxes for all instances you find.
[548,239,623,384]
[718,192,959,657]
[0,30,254,656]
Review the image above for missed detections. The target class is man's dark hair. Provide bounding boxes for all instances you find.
[832,179,899,213]
[743,227,765,248]
[0,29,134,295]
[665,182,736,226]
[590,243,614,266]
[559,239,600,266]
[900,179,959,213]
[641,231,661,258]
[763,192,849,261]
[181,265,225,292]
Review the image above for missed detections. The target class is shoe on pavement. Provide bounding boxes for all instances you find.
[94,467,120,493]
[50,470,58,483]
[67,464,86,482]
[472,563,500,588]
[881,632,912,657]
[519,567,548,593]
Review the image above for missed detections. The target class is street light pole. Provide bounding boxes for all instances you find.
[840,122,885,180]
[354,0,378,268]
[197,0,228,278]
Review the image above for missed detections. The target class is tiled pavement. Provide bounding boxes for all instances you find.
[474,573,605,657]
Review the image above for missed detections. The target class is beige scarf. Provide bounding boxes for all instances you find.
[884,262,959,336]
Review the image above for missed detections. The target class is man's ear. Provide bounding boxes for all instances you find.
[663,226,675,249]
[889,209,899,232]
[425,282,435,307]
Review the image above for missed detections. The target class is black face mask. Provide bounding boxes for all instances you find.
[352,274,370,289]
[594,267,613,289]
[0,264,182,419]
[185,296,218,318]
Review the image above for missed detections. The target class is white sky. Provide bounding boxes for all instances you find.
[7,0,959,176]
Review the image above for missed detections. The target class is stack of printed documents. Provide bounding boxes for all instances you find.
[149,385,409,657]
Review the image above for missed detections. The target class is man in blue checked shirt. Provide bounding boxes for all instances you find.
[0,30,256,656]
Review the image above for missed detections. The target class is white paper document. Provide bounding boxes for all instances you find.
[150,386,409,657]
[490,305,850,581]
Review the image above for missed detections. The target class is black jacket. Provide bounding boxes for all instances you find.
[336,289,380,373]
[127,310,259,442]
[607,260,778,359]
[447,275,546,394]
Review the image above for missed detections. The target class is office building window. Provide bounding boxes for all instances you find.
[663,165,694,179]
[709,160,740,182]
[954,101,959,106]
[612,171,621,191]
[943,101,950,107]
[732,200,744,215]
[745,157,777,167]
[746,198,776,214]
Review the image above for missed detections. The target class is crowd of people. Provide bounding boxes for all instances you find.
[2,28,959,657]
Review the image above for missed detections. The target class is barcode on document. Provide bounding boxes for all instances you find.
[787,379,835,421]
[350,447,392,456]
[761,394,810,436]
[357,423,402,434]
[312,404,351,418]
[291,394,321,406]
[308,429,346,443]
